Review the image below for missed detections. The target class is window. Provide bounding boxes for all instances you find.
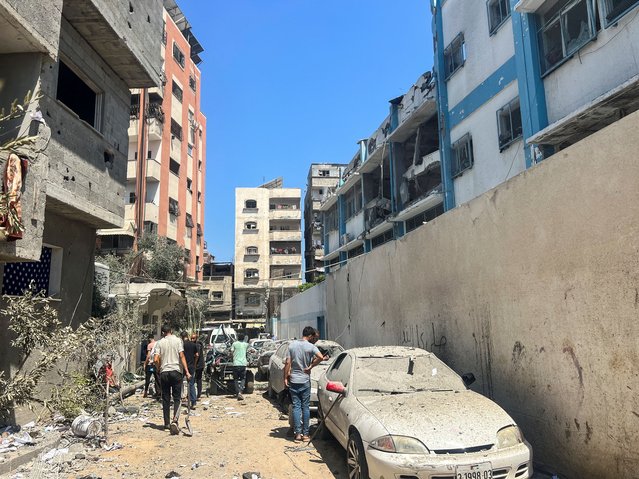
[143,221,157,234]
[172,81,183,102]
[487,0,511,34]
[162,21,167,45]
[245,294,261,306]
[602,0,639,24]
[2,246,63,297]
[172,42,185,68]
[212,292,223,301]
[245,269,259,279]
[344,182,362,220]
[451,134,474,177]
[319,169,330,177]
[169,158,180,175]
[371,229,394,249]
[244,221,257,230]
[185,213,194,228]
[246,246,258,255]
[537,0,596,74]
[197,192,202,203]
[326,353,352,386]
[187,178,192,192]
[170,119,182,140]
[189,75,197,92]
[197,224,203,236]
[325,207,338,231]
[168,197,180,216]
[128,192,136,204]
[405,203,445,233]
[187,144,193,156]
[57,61,100,129]
[245,199,257,209]
[497,98,523,150]
[444,33,466,79]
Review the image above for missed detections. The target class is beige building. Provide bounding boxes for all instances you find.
[303,164,344,283]
[197,262,234,324]
[234,179,302,326]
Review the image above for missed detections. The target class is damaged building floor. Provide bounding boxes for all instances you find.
[4,382,346,479]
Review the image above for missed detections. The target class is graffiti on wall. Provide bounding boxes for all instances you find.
[400,322,447,350]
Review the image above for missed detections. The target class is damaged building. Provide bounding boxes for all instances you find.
[0,0,163,404]
[320,72,443,268]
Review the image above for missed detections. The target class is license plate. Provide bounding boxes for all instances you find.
[456,463,492,479]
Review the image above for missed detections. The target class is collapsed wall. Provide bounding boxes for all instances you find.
[325,110,639,478]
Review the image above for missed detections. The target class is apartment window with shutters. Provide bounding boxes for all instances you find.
[185,213,194,228]
[189,75,197,92]
[246,246,258,255]
[172,42,185,68]
[451,134,474,177]
[170,119,182,140]
[168,197,180,216]
[169,158,180,176]
[444,33,466,79]
[186,178,192,192]
[172,81,183,102]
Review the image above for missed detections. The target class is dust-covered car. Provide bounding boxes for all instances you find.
[317,346,532,479]
[268,339,344,411]
[255,340,282,380]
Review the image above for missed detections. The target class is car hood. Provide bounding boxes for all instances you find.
[358,390,514,451]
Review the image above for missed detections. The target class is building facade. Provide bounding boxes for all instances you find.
[0,0,162,320]
[432,0,639,210]
[303,164,344,283]
[320,72,444,268]
[234,180,302,326]
[99,0,207,281]
[198,262,234,324]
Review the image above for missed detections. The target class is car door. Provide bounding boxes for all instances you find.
[269,341,290,394]
[319,352,353,447]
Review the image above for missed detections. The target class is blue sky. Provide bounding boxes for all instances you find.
[179,1,434,262]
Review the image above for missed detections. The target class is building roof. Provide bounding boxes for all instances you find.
[163,0,204,65]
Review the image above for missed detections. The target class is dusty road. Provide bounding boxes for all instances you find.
[77,381,346,479]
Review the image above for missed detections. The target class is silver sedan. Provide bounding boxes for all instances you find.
[317,346,532,479]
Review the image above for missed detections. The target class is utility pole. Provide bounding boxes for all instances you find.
[133,88,149,251]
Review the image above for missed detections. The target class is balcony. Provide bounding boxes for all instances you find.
[269,208,301,220]
[269,230,302,241]
[148,117,163,141]
[270,254,302,266]
[270,277,302,289]
[144,202,159,223]
[146,158,161,182]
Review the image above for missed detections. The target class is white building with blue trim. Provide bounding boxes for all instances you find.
[433,0,639,210]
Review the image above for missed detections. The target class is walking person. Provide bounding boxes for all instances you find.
[191,332,205,399]
[230,334,249,400]
[181,331,199,408]
[154,325,191,433]
[284,326,324,442]
[143,333,160,398]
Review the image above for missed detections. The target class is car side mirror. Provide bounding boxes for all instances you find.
[461,373,476,387]
[326,381,346,395]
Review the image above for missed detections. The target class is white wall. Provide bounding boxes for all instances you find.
[279,282,326,340]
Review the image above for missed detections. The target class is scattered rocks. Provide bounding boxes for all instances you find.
[165,471,181,478]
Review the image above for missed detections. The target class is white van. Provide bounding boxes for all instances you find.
[206,325,238,353]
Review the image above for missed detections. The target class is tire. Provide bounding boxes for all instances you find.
[254,370,265,382]
[316,403,332,440]
[245,370,255,394]
[210,380,219,395]
[347,431,369,479]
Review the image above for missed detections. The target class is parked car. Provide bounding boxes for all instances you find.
[255,340,282,381]
[317,346,532,479]
[268,339,344,411]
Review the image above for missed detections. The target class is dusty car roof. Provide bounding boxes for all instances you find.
[348,346,431,357]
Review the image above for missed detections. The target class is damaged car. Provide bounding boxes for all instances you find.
[317,346,532,479]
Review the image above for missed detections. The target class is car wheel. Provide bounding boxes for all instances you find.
[316,403,332,440]
[245,370,255,394]
[254,370,265,382]
[347,431,369,479]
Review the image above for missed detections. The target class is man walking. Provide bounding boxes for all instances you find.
[181,331,199,408]
[143,333,160,398]
[154,325,191,433]
[191,332,205,399]
[230,334,249,400]
[284,326,324,441]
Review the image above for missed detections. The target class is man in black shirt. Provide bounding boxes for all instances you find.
[191,332,205,399]
[181,331,199,408]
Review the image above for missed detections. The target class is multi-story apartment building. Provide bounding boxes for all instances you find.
[320,72,443,267]
[0,0,162,321]
[234,179,302,326]
[198,262,234,324]
[99,0,207,281]
[432,0,639,210]
[303,164,344,283]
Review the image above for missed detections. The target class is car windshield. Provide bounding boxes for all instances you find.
[317,344,344,358]
[354,354,465,396]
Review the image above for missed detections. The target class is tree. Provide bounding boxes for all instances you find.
[138,233,187,282]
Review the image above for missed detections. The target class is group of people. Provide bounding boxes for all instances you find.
[142,324,324,442]
[141,325,206,432]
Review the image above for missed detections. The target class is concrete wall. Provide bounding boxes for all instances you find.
[280,282,326,340]
[0,0,63,58]
[324,111,639,478]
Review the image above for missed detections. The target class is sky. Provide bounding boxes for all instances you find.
[178,1,434,262]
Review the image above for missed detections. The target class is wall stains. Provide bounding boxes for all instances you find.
[512,341,526,369]
[399,321,447,352]
[562,343,584,388]
[585,421,593,444]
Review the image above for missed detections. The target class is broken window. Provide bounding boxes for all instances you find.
[186,178,192,192]
[245,269,259,279]
[344,182,362,220]
[319,170,330,177]
[172,81,183,102]
[371,229,394,249]
[185,213,194,228]
[537,0,596,74]
[189,75,197,92]
[245,294,261,305]
[173,42,185,68]
[212,292,223,301]
[246,246,258,255]
[444,33,465,79]
[405,203,445,233]
[497,98,523,150]
[325,206,338,231]
[57,61,101,129]
[244,221,257,230]
[451,134,474,178]
[245,199,257,209]
[168,197,180,216]
[144,221,157,234]
[169,158,180,176]
[170,119,182,140]
[602,0,639,25]
[487,0,511,34]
